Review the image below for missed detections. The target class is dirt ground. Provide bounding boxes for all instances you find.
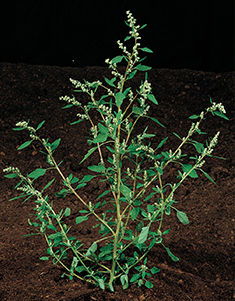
[0,62,234,300]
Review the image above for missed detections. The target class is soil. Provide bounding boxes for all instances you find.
[0,62,234,301]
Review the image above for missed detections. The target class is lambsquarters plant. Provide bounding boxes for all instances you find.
[4,11,228,291]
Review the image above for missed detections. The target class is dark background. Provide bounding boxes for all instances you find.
[0,0,234,72]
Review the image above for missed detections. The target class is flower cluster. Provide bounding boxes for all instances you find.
[139,80,152,106]
[16,121,36,133]
[207,102,226,114]
[59,95,81,106]
[3,166,20,174]
[70,78,102,95]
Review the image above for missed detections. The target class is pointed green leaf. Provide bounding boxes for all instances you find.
[87,165,105,173]
[149,117,165,128]
[135,64,152,71]
[42,178,55,192]
[80,146,98,164]
[36,120,45,131]
[120,184,132,201]
[120,274,129,289]
[130,274,140,283]
[138,226,149,244]
[28,168,46,179]
[176,210,189,225]
[40,256,49,261]
[86,242,97,257]
[189,114,200,119]
[200,168,216,184]
[151,267,160,274]
[145,280,153,288]
[64,207,71,217]
[75,215,88,224]
[130,207,140,220]
[4,173,18,179]
[47,224,57,231]
[156,137,168,150]
[165,247,179,262]
[111,55,123,64]
[214,110,229,120]
[115,91,125,107]
[17,140,32,150]
[140,47,153,53]
[97,278,105,290]
[97,190,110,200]
[147,94,158,105]
[104,77,116,88]
[70,120,83,125]
[79,175,95,183]
[182,164,198,178]
[92,133,108,143]
[51,138,61,151]
[126,70,137,80]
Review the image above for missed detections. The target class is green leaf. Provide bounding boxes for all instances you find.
[120,184,132,201]
[173,132,181,140]
[151,267,160,274]
[138,226,149,244]
[140,47,153,53]
[47,224,57,231]
[126,70,137,80]
[4,173,18,179]
[176,210,189,225]
[87,165,105,173]
[132,105,144,115]
[115,91,125,107]
[149,117,165,128]
[70,120,83,125]
[97,190,110,200]
[62,104,73,109]
[214,110,229,120]
[86,242,97,257]
[92,132,108,143]
[135,64,152,71]
[130,274,140,283]
[75,215,88,224]
[64,207,71,217]
[165,247,179,262]
[139,24,147,30]
[130,207,140,220]
[40,256,49,261]
[104,77,116,88]
[17,140,32,150]
[97,278,105,290]
[120,274,128,289]
[111,55,124,64]
[12,127,25,131]
[124,35,131,42]
[51,138,61,151]
[182,164,198,178]
[156,137,168,150]
[145,280,153,288]
[147,94,158,105]
[42,178,55,192]
[189,114,200,119]
[36,120,45,131]
[193,141,204,154]
[199,168,216,184]
[28,168,46,179]
[80,146,98,164]
[79,175,95,183]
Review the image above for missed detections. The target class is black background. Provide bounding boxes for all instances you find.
[0,0,234,72]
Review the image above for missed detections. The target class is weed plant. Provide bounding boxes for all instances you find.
[4,11,228,291]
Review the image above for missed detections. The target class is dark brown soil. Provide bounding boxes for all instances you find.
[0,62,234,301]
